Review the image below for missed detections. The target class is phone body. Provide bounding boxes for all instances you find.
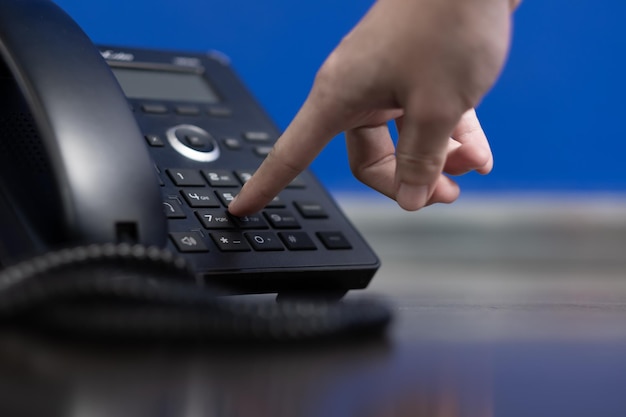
[0,0,380,296]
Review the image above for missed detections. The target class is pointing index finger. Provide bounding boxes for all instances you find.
[228,97,340,216]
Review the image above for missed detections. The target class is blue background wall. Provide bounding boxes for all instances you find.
[53,0,626,195]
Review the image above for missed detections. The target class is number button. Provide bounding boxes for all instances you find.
[166,169,205,186]
[216,190,239,207]
[202,169,239,187]
[245,232,285,251]
[231,213,269,229]
[195,209,236,229]
[180,189,220,208]
[235,170,254,184]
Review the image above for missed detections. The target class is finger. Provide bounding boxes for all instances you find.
[444,109,493,175]
[426,174,460,205]
[345,124,397,199]
[228,97,340,216]
[394,102,462,211]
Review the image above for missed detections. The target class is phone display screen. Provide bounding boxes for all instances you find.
[112,67,220,103]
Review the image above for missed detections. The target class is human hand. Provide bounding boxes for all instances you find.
[229,0,519,216]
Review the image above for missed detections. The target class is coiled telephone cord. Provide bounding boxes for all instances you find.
[0,244,391,342]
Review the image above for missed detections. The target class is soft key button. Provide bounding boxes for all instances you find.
[294,201,328,218]
[175,105,200,116]
[243,131,271,142]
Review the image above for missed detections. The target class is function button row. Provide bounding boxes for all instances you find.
[146,134,272,159]
[140,103,232,117]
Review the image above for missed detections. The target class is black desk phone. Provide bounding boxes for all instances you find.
[0,0,380,299]
[0,0,391,341]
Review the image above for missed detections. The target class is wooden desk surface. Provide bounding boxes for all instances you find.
[0,196,625,416]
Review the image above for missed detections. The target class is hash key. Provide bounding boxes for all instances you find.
[278,232,316,250]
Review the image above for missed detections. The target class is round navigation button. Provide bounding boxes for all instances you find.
[166,124,220,162]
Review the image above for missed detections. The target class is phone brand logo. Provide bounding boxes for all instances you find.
[100,50,135,62]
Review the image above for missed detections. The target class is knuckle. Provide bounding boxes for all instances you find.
[396,151,444,180]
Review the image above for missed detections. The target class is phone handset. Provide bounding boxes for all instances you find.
[0,0,166,249]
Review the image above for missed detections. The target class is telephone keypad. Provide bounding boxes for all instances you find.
[163,167,351,254]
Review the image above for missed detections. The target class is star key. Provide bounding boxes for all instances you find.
[210,232,251,252]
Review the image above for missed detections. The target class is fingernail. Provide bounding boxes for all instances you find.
[397,183,429,211]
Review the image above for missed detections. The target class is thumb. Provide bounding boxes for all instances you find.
[394,107,461,211]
